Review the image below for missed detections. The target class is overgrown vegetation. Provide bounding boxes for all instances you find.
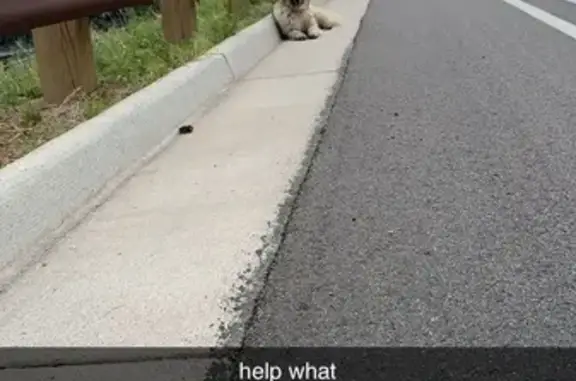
[0,0,273,167]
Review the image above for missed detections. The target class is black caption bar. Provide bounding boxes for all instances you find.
[2,347,576,381]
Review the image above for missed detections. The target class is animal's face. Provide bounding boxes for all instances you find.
[284,0,310,11]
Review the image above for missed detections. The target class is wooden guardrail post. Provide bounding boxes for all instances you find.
[160,0,197,43]
[31,18,97,104]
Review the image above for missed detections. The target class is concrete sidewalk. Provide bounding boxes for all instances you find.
[0,0,369,346]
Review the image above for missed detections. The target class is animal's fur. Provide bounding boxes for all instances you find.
[272,0,341,41]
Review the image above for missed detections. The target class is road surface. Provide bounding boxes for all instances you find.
[243,0,576,346]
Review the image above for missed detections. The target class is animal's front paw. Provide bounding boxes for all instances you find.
[286,30,308,40]
[307,27,322,39]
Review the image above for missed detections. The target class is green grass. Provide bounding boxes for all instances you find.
[0,0,273,167]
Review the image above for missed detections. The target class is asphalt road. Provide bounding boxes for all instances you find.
[243,0,576,346]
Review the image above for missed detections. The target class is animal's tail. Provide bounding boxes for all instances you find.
[310,5,342,28]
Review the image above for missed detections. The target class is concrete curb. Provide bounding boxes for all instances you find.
[0,15,281,283]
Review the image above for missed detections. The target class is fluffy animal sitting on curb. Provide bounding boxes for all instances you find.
[272,0,341,40]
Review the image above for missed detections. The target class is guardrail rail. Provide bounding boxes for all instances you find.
[0,0,202,103]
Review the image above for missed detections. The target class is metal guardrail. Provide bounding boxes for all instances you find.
[0,0,153,35]
[0,0,199,103]
[0,10,137,63]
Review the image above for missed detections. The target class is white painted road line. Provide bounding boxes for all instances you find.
[504,0,576,40]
